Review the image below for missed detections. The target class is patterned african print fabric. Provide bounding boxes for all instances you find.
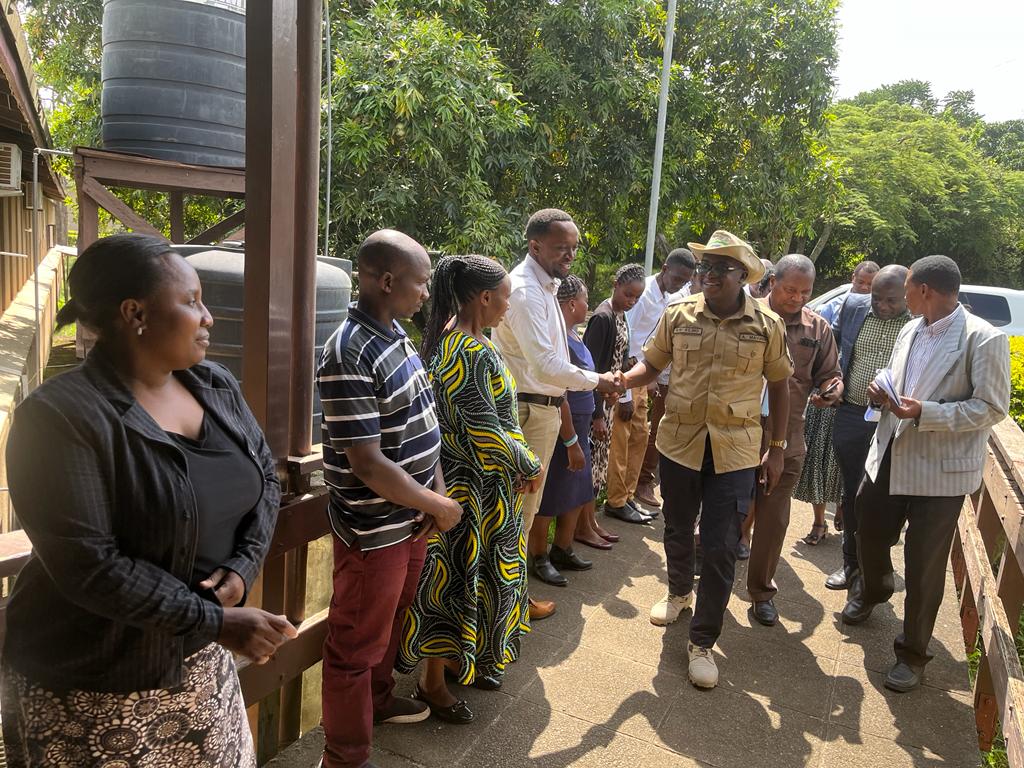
[0,643,254,768]
[398,331,542,683]
[591,308,630,492]
[793,403,843,505]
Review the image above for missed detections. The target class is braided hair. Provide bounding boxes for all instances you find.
[615,262,646,286]
[557,274,585,303]
[421,254,507,362]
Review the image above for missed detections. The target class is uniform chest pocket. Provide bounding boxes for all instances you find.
[672,332,702,366]
[792,344,816,376]
[735,338,766,374]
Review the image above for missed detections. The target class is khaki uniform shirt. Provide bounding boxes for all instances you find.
[643,293,793,473]
[774,303,841,458]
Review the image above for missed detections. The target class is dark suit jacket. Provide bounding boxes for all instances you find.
[831,292,872,381]
[4,346,280,692]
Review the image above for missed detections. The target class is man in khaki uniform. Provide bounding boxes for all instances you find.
[621,230,792,689]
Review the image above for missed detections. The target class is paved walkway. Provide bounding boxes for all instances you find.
[271,500,979,768]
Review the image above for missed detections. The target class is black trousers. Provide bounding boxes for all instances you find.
[833,403,877,570]
[855,447,964,668]
[661,440,754,648]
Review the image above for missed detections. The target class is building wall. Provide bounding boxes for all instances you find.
[0,193,60,314]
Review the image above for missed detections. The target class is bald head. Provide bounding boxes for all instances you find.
[357,229,430,275]
[356,229,432,320]
[870,264,909,320]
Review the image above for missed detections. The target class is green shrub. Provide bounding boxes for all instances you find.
[1010,336,1024,428]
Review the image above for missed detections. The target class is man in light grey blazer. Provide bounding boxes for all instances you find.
[841,255,1010,693]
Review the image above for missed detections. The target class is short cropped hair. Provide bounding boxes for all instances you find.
[909,255,961,295]
[774,254,816,281]
[665,248,696,271]
[854,260,880,276]
[525,208,575,241]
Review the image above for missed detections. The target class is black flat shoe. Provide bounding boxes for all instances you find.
[751,599,778,626]
[605,504,650,524]
[531,555,568,586]
[549,545,593,571]
[841,577,876,624]
[825,566,857,591]
[884,661,922,693]
[627,499,658,519]
[412,684,474,725]
[444,668,503,691]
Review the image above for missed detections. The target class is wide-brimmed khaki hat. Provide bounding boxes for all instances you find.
[688,230,765,285]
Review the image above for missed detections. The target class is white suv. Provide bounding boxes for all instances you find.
[809,283,1024,337]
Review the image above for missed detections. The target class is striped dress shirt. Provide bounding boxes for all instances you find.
[903,305,963,396]
[317,306,442,550]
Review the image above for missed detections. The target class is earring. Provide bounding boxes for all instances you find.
[137,326,144,336]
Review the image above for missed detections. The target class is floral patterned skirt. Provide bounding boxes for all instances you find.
[0,643,255,768]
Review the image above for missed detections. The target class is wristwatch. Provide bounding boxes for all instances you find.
[768,439,787,450]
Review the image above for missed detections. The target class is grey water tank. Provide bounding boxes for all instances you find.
[101,0,246,167]
[184,249,352,442]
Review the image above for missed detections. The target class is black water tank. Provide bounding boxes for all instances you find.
[101,0,246,167]
[184,250,352,443]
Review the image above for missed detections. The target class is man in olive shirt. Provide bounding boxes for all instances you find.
[747,255,842,626]
[621,230,793,690]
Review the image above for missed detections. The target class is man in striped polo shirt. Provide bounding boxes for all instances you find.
[316,230,463,768]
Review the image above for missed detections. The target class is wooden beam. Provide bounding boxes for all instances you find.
[80,176,162,237]
[78,147,245,197]
[238,608,328,706]
[186,208,245,245]
[264,490,329,560]
[169,192,184,243]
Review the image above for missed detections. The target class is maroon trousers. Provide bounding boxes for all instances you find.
[321,535,427,768]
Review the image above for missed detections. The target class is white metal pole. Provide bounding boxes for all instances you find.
[643,0,677,275]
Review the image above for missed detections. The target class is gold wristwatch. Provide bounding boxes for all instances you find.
[768,439,787,450]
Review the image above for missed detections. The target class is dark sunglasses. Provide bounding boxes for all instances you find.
[695,260,745,278]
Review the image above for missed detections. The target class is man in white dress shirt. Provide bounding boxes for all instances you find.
[493,208,623,619]
[607,249,695,518]
[842,255,1010,693]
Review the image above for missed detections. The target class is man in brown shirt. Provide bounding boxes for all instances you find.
[620,230,793,690]
[747,255,842,626]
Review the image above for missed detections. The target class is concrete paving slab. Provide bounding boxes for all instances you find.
[722,592,845,662]
[822,722,964,768]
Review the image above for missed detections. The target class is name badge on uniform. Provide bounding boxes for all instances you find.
[674,326,703,336]
[738,332,766,343]
[799,337,820,348]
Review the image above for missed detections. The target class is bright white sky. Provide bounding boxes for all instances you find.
[834,0,1024,122]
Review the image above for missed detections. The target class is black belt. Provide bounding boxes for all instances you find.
[517,392,565,408]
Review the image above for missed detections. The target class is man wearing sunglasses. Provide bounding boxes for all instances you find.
[620,230,792,690]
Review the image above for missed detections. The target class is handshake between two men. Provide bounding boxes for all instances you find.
[595,369,629,402]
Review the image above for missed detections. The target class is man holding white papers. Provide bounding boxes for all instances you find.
[842,256,1010,693]
[825,266,910,591]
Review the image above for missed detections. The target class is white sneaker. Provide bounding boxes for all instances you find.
[687,642,719,689]
[649,592,693,626]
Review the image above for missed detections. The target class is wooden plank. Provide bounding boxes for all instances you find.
[0,529,30,578]
[993,418,1024,495]
[186,208,245,245]
[169,192,184,243]
[78,147,245,197]
[265,490,329,560]
[238,608,328,706]
[80,177,162,237]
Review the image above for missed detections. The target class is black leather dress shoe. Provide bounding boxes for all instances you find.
[606,504,650,524]
[473,674,502,691]
[841,578,875,624]
[825,566,858,591]
[884,661,922,692]
[627,499,658,519]
[550,545,593,571]
[751,600,778,626]
[531,555,568,586]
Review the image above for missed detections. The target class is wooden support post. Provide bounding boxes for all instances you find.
[974,654,999,751]
[80,177,163,237]
[187,208,246,245]
[169,192,185,243]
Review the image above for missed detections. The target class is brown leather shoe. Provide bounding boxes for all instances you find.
[634,484,661,509]
[529,597,556,621]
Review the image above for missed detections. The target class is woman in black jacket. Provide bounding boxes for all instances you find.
[582,263,645,527]
[1,234,295,767]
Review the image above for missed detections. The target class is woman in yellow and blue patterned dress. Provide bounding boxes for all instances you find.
[398,255,542,725]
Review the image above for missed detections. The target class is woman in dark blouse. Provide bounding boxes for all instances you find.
[1,234,295,767]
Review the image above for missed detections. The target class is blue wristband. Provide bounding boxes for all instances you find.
[563,434,579,448]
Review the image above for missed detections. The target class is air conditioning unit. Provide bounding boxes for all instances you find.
[23,181,42,211]
[0,142,22,196]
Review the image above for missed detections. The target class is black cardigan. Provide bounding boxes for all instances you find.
[3,346,280,692]
[582,300,629,417]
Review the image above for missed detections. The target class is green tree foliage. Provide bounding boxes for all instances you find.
[981,120,1024,172]
[817,99,1024,285]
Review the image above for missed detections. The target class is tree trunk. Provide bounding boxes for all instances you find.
[793,235,806,254]
[808,221,835,263]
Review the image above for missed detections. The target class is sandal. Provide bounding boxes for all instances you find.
[801,522,828,546]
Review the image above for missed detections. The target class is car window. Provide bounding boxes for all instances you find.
[960,291,1011,327]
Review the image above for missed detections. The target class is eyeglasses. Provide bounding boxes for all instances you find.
[695,261,745,278]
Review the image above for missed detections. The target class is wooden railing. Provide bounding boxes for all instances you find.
[951,417,1024,766]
